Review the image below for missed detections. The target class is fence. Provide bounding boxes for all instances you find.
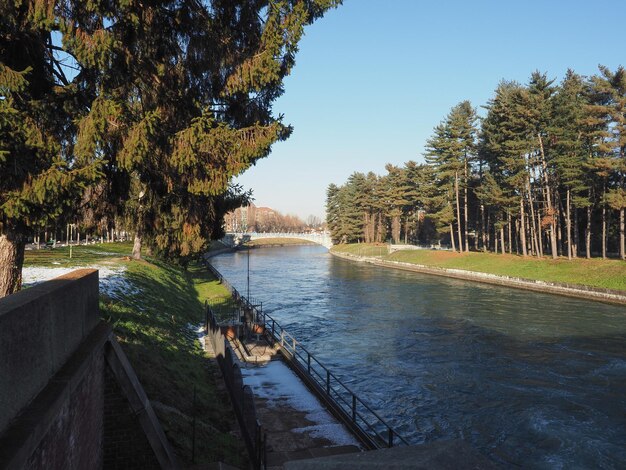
[204,302,266,469]
[204,259,409,450]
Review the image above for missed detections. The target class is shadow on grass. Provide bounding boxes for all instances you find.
[100,258,247,468]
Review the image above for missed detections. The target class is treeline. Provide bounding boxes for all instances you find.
[0,1,340,296]
[226,205,323,233]
[327,67,626,260]
[249,212,322,233]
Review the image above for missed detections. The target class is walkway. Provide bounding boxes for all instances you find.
[225,337,360,468]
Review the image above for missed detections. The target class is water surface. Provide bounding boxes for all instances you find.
[211,245,626,468]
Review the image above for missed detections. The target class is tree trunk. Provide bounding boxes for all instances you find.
[455,171,463,253]
[586,205,592,259]
[566,189,572,260]
[619,207,626,259]
[538,134,558,259]
[537,211,543,257]
[508,212,513,254]
[528,180,540,258]
[449,224,456,252]
[480,204,487,252]
[519,198,528,257]
[573,205,579,258]
[486,211,491,252]
[602,204,607,259]
[0,229,26,298]
[404,218,409,245]
[132,233,142,260]
[557,201,563,257]
[464,160,469,252]
[500,227,505,255]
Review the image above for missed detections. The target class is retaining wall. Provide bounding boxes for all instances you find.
[0,269,177,469]
[330,251,626,305]
[0,269,99,433]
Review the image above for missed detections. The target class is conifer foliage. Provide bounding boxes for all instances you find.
[327,66,626,261]
[0,0,341,296]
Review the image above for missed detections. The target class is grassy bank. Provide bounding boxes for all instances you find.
[331,243,626,291]
[24,243,246,467]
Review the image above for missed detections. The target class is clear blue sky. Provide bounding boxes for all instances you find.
[235,0,625,221]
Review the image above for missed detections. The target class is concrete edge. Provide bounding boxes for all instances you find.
[330,251,626,306]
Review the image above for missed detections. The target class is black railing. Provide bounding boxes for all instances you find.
[204,260,409,450]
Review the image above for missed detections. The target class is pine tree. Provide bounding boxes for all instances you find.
[1,0,342,294]
[0,1,104,296]
[589,66,626,259]
[551,70,590,259]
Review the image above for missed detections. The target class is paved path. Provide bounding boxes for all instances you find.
[230,338,361,469]
[201,332,360,468]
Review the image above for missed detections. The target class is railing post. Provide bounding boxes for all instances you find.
[272,320,275,341]
[388,427,393,448]
[292,337,296,352]
[326,370,330,395]
[280,330,284,347]
[352,394,357,422]
[307,352,311,374]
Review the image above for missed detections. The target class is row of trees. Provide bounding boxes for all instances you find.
[327,67,626,260]
[225,204,323,233]
[0,0,340,297]
[248,211,323,233]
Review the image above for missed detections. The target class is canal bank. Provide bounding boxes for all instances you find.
[330,250,626,305]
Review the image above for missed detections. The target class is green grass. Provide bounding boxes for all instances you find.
[25,243,247,467]
[24,242,134,267]
[332,243,626,291]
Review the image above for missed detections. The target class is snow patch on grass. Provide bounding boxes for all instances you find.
[22,265,139,301]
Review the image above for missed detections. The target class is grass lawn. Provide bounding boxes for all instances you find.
[24,243,246,467]
[332,243,626,291]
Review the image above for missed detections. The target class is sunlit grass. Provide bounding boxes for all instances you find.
[332,243,626,291]
[24,242,134,267]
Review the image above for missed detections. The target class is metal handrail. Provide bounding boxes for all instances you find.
[204,259,410,449]
[261,309,410,448]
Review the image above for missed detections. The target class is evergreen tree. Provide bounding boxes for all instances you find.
[551,70,590,259]
[590,66,626,259]
[0,1,104,295]
[0,0,341,294]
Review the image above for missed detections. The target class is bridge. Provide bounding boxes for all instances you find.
[225,232,333,249]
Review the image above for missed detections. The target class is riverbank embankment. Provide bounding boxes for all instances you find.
[330,250,626,306]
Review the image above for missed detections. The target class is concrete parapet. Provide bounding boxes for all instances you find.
[0,269,99,434]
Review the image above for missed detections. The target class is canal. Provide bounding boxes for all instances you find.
[210,245,626,468]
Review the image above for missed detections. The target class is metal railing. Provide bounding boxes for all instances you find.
[260,310,410,449]
[204,259,409,450]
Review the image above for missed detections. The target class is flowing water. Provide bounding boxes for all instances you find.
[210,245,626,468]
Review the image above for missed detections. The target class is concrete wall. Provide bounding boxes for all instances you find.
[0,269,99,434]
[0,269,177,469]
